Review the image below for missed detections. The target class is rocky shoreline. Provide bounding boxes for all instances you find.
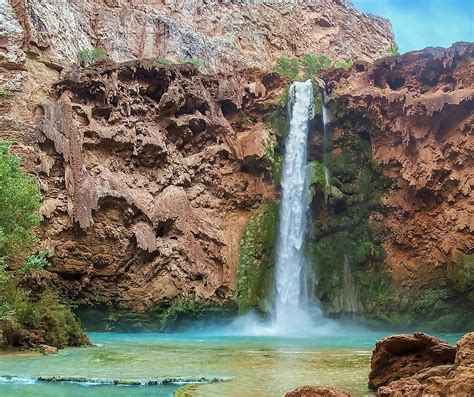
[286,332,474,396]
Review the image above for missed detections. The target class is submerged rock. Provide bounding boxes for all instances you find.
[369,332,456,389]
[285,385,353,397]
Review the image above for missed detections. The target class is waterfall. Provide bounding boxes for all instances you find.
[272,80,316,333]
[321,90,331,189]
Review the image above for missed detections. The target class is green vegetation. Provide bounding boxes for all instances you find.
[235,202,279,313]
[158,299,230,331]
[79,47,107,67]
[447,253,474,292]
[335,60,354,69]
[306,161,329,198]
[265,139,283,186]
[273,56,301,80]
[155,57,173,65]
[0,141,87,348]
[180,58,205,71]
[273,53,337,81]
[301,53,332,79]
[0,142,42,264]
[386,44,400,57]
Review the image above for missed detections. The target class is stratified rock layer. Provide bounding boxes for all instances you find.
[4,0,394,76]
[323,43,474,304]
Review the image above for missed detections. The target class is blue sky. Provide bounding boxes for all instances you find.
[352,0,474,53]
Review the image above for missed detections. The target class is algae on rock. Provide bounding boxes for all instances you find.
[235,202,279,313]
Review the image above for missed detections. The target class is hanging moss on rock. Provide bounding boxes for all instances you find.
[235,202,279,313]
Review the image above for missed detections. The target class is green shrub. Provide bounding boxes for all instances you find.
[79,47,107,67]
[0,140,87,348]
[335,60,353,69]
[387,44,400,57]
[22,248,51,274]
[301,53,332,79]
[181,58,205,71]
[273,56,301,80]
[0,141,41,264]
[155,57,173,65]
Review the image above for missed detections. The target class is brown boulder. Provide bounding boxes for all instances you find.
[285,386,353,397]
[369,332,456,389]
[377,332,474,397]
[39,344,59,355]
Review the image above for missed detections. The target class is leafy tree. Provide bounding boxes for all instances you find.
[0,142,41,265]
[273,56,301,80]
[0,141,88,348]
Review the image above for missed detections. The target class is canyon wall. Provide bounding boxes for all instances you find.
[2,0,472,330]
[2,0,394,81]
[0,1,395,319]
[316,43,474,329]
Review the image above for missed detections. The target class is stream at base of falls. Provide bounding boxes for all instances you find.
[0,332,462,397]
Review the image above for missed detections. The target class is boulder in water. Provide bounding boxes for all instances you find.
[39,344,59,355]
[285,385,353,397]
[368,332,456,389]
[377,332,474,396]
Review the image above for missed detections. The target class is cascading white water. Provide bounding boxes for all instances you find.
[272,80,316,333]
[321,90,331,188]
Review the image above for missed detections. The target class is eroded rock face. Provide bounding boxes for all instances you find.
[377,332,474,397]
[30,61,280,310]
[3,0,394,80]
[285,386,353,397]
[323,43,474,306]
[368,332,456,389]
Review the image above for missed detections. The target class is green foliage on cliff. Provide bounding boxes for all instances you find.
[79,47,107,67]
[236,202,279,313]
[263,89,290,186]
[447,254,474,292]
[159,299,230,331]
[0,141,88,348]
[301,53,332,79]
[273,56,301,80]
[0,267,88,348]
[0,142,42,264]
[306,107,391,315]
[273,53,335,81]
[306,161,329,198]
[335,60,354,70]
[386,44,400,57]
[181,58,205,71]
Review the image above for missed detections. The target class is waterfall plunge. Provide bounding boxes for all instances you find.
[226,81,340,337]
[272,80,321,335]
